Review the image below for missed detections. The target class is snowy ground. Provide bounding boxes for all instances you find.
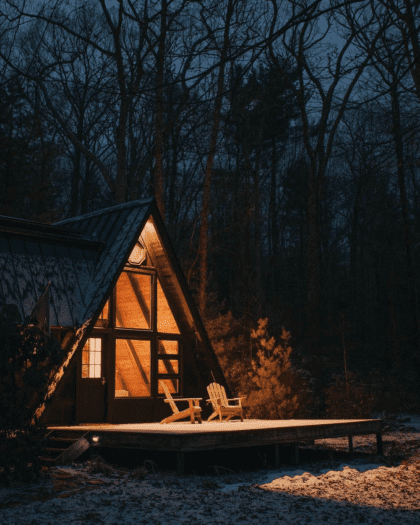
[1,415,420,524]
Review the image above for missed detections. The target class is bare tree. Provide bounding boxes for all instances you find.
[266,0,386,351]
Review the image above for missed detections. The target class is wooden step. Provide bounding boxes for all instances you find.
[39,456,56,464]
[40,430,91,466]
[50,437,78,443]
[52,431,89,440]
[45,447,67,454]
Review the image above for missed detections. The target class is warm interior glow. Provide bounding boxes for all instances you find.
[115,339,151,397]
[158,360,179,374]
[116,271,151,329]
[157,340,179,393]
[82,338,101,378]
[128,242,146,265]
[158,340,178,354]
[157,278,180,334]
[158,378,179,394]
[95,300,109,328]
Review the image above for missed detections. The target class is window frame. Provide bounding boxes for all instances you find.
[79,335,106,381]
[114,336,153,398]
[94,267,183,399]
[114,267,155,333]
[156,338,182,396]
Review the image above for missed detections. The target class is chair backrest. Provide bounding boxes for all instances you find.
[160,381,179,414]
[207,382,228,408]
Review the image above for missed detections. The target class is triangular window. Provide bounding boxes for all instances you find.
[157,278,180,334]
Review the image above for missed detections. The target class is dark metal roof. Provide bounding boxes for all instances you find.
[0,215,103,250]
[0,199,153,327]
[56,198,153,326]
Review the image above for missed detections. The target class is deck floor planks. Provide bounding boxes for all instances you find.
[48,419,382,452]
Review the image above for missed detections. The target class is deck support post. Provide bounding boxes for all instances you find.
[176,452,185,475]
[294,442,299,465]
[348,435,353,454]
[376,433,383,456]
[274,444,279,468]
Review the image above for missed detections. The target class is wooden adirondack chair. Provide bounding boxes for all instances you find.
[159,381,202,424]
[206,382,244,422]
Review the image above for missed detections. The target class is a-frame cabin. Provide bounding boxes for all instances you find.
[0,198,227,425]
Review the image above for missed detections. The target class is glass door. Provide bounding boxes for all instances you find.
[76,337,107,423]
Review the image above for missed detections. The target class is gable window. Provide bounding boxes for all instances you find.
[116,272,152,329]
[95,300,109,328]
[157,279,180,334]
[110,268,182,398]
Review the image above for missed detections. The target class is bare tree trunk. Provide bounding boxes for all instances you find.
[105,1,129,204]
[71,147,81,217]
[390,81,420,358]
[252,127,263,312]
[198,0,235,317]
[155,0,167,220]
[305,161,321,348]
[70,119,84,217]
[268,137,278,298]
[385,0,420,102]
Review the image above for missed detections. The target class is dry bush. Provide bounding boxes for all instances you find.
[324,372,376,419]
[240,320,307,419]
[206,314,315,420]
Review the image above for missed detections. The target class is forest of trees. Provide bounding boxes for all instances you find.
[1,0,420,413]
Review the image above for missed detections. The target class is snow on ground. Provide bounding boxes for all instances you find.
[1,415,420,524]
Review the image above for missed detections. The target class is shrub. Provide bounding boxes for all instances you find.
[239,319,299,419]
[324,371,376,419]
[205,311,251,394]
[206,313,315,420]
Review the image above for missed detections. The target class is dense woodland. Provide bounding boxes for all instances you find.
[1,0,420,415]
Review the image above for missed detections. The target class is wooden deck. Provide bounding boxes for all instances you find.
[48,418,383,473]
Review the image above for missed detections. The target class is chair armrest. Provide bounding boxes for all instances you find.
[173,398,202,402]
[227,398,244,406]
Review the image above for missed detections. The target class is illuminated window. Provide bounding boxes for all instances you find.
[115,339,151,397]
[128,242,146,266]
[157,340,180,394]
[158,340,178,355]
[116,272,151,329]
[82,338,102,378]
[157,278,180,334]
[110,265,183,399]
[95,300,109,328]
[158,378,179,394]
[158,359,179,374]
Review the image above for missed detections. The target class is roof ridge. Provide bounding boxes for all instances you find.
[55,197,154,225]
